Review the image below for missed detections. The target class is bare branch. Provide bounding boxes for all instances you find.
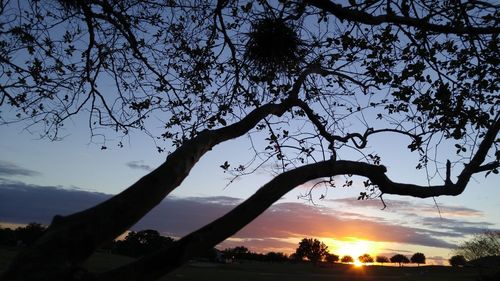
[0,84,19,107]
[455,115,500,188]
[379,117,499,197]
[475,162,499,173]
[445,159,452,184]
[305,0,500,34]
[294,99,422,149]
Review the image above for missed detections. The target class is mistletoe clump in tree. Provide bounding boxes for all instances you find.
[0,0,498,280]
[244,16,306,81]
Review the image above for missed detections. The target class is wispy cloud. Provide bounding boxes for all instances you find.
[126,161,153,171]
[420,216,495,236]
[427,256,448,265]
[220,238,297,253]
[234,202,457,249]
[0,161,41,177]
[330,197,484,218]
[382,248,413,254]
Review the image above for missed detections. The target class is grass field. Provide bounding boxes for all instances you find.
[0,246,493,280]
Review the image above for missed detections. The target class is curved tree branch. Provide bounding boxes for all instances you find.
[295,99,422,149]
[96,117,498,280]
[1,64,325,280]
[1,2,496,277]
[4,88,497,281]
[1,106,293,280]
[96,160,340,281]
[305,0,500,34]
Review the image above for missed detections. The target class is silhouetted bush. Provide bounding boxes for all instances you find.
[449,255,467,267]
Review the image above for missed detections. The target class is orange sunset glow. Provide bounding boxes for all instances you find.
[335,239,376,257]
[353,259,363,267]
[325,238,380,261]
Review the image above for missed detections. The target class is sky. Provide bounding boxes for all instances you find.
[1,114,499,266]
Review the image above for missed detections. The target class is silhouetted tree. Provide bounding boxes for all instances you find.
[0,223,47,247]
[194,247,221,263]
[265,252,289,263]
[294,238,329,265]
[1,1,498,280]
[325,253,339,264]
[391,254,410,267]
[410,252,426,266]
[0,227,16,247]
[358,253,374,264]
[454,231,500,261]
[376,256,389,265]
[113,230,173,257]
[14,223,47,246]
[223,246,251,261]
[341,255,354,263]
[289,253,300,263]
[449,255,467,267]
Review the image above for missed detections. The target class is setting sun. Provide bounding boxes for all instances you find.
[353,259,363,267]
[332,239,378,259]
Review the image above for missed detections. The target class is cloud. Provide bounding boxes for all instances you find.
[329,197,498,240]
[0,161,41,177]
[0,180,469,253]
[330,197,484,218]
[231,202,457,249]
[420,216,496,236]
[220,238,297,253]
[126,161,152,171]
[427,256,448,265]
[382,248,413,254]
[0,179,108,224]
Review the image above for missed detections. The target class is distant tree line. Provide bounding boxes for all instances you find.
[222,246,289,263]
[0,223,46,247]
[0,223,177,258]
[290,238,427,267]
[0,225,424,266]
[0,223,287,263]
[2,224,497,269]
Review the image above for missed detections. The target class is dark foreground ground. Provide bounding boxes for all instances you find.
[0,247,496,281]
